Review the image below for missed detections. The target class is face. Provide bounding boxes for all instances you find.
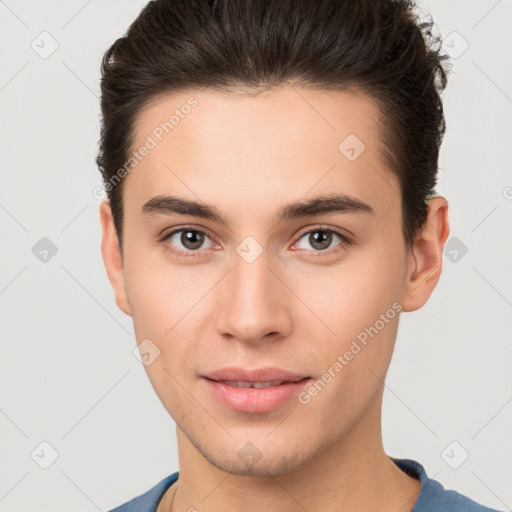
[100,86,445,476]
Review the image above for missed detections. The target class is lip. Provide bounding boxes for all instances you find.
[201,366,310,383]
[201,366,312,413]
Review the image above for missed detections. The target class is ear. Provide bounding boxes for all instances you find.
[99,200,132,316]
[401,196,450,312]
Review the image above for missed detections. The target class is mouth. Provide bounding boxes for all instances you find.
[201,366,311,384]
[201,374,312,413]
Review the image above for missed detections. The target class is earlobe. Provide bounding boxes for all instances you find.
[401,196,450,312]
[99,200,132,317]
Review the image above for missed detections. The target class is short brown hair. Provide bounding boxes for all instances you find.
[96,0,450,251]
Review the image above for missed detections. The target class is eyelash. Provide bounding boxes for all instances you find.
[158,226,352,258]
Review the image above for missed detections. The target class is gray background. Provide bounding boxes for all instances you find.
[1,0,511,510]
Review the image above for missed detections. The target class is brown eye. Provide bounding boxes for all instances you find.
[293,228,349,253]
[180,230,205,250]
[308,230,333,250]
[162,228,216,255]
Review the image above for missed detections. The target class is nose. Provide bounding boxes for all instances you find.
[215,251,293,345]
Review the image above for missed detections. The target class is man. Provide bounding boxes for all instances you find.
[96,0,503,510]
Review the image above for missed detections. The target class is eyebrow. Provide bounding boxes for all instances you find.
[141,193,375,224]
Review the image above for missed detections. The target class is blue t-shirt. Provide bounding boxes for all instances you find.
[108,457,504,512]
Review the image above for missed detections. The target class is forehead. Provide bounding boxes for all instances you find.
[125,86,399,221]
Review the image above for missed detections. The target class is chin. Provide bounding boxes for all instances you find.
[191,431,315,477]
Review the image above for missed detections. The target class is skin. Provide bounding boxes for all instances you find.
[100,86,449,512]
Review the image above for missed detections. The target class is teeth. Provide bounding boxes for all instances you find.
[220,380,285,388]
[253,380,284,388]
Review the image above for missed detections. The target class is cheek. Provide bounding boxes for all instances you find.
[296,271,401,427]
[122,253,203,410]
[291,245,405,343]
[123,244,208,336]
[288,240,406,407]
[122,248,219,391]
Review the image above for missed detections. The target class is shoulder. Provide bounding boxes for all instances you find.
[392,458,505,512]
[107,472,179,512]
